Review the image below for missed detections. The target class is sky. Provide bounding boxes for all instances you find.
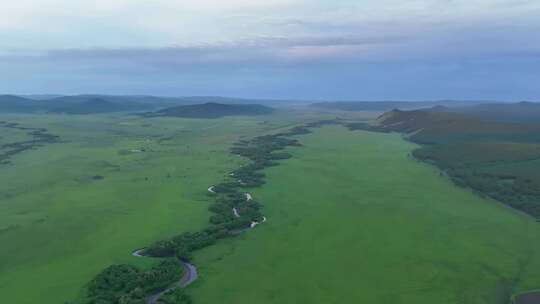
[1,0,539,100]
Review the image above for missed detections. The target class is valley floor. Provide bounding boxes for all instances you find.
[189,126,540,304]
[0,111,318,304]
[2,113,540,304]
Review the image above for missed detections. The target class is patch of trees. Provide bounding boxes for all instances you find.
[144,231,220,260]
[144,130,308,260]
[0,121,60,164]
[84,260,182,304]
[80,120,339,304]
[142,120,343,262]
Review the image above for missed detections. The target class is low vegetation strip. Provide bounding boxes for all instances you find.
[0,121,60,164]
[75,120,337,304]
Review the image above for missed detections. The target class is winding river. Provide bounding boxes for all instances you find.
[131,249,198,304]
[132,191,263,304]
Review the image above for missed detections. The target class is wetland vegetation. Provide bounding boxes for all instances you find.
[187,125,540,304]
[0,120,60,164]
[3,102,540,304]
[83,118,336,304]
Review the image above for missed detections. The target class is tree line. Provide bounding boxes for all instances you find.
[76,120,339,304]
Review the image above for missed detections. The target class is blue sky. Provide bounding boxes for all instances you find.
[1,0,539,100]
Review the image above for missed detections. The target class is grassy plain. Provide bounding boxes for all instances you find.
[0,110,328,304]
[3,110,540,304]
[189,126,540,304]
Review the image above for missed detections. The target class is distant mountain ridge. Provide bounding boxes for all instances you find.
[428,101,540,124]
[0,95,153,114]
[3,94,538,116]
[143,102,274,118]
[373,107,540,144]
[0,95,41,112]
[310,100,497,111]
[48,98,137,114]
[0,94,293,114]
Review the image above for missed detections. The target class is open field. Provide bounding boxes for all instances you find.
[3,110,540,304]
[188,126,540,304]
[0,109,341,304]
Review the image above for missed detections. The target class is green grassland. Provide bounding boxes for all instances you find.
[188,126,540,304]
[3,109,540,304]
[0,109,334,304]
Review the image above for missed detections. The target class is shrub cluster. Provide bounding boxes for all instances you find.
[0,121,60,164]
[84,260,182,304]
[79,120,339,304]
[143,127,315,259]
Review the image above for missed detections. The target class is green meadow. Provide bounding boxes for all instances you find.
[2,112,540,304]
[0,111,320,304]
[189,126,540,304]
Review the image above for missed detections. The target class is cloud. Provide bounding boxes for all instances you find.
[2,0,539,49]
[1,0,539,99]
[0,33,408,68]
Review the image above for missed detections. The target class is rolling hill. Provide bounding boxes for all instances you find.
[373,108,540,144]
[430,101,540,124]
[0,94,297,114]
[48,98,142,114]
[310,100,492,111]
[0,95,44,113]
[143,102,274,118]
[0,95,155,114]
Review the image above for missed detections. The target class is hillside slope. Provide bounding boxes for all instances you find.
[144,102,274,118]
[311,100,490,112]
[375,108,540,144]
[48,98,138,114]
[0,95,153,114]
[0,95,44,113]
[432,102,540,124]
